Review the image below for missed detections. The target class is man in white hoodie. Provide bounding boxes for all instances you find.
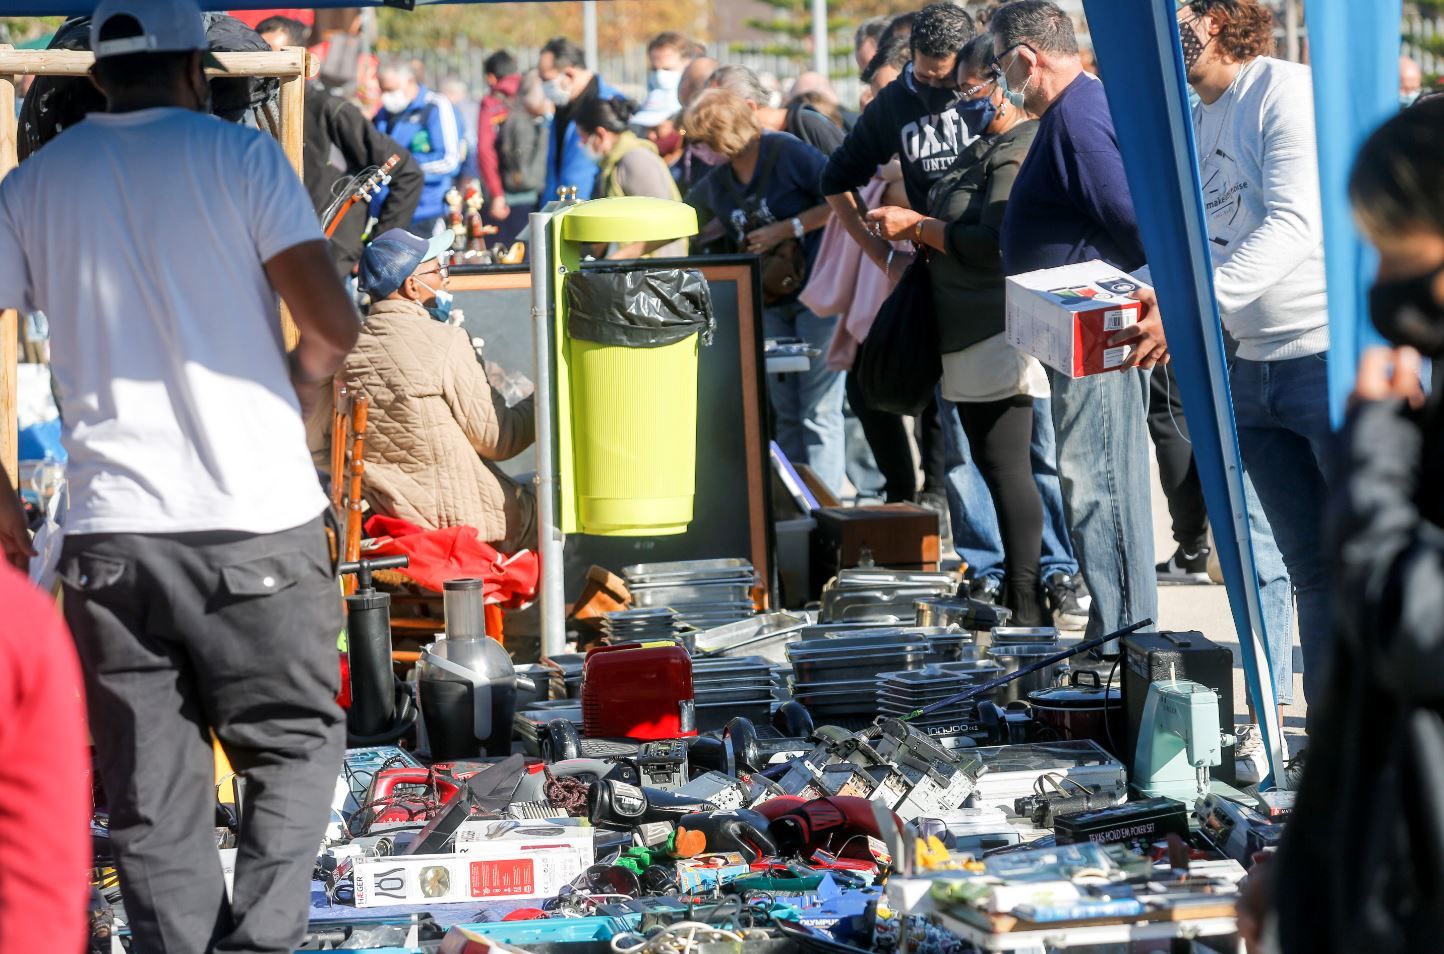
[1179,0,1332,711]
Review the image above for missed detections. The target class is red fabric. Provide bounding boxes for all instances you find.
[476,73,521,204]
[0,565,89,953]
[227,8,315,28]
[362,514,538,608]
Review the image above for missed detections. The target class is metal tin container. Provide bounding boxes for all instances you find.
[1027,669,1125,756]
[986,641,1070,705]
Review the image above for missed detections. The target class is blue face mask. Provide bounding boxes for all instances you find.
[958,97,998,138]
[997,50,1031,111]
[417,276,453,322]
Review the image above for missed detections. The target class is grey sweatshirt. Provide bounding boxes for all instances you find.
[1194,56,1329,361]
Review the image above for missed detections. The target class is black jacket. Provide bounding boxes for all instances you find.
[1275,391,1444,953]
[926,121,1037,353]
[304,85,423,277]
[819,63,972,211]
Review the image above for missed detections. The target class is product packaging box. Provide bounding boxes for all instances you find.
[676,853,750,893]
[353,848,584,908]
[454,818,595,871]
[1005,261,1148,378]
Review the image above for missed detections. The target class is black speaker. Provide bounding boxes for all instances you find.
[1121,630,1236,786]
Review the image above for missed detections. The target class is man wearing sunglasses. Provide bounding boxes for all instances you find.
[348,229,537,553]
[991,0,1166,651]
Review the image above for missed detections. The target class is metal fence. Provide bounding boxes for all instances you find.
[405,42,863,111]
[1404,13,1444,77]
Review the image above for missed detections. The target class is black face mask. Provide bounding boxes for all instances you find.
[1369,264,1444,357]
[1179,16,1210,74]
[916,76,961,115]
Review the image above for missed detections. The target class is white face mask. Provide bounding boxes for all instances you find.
[649,68,683,93]
[380,89,411,114]
[582,135,606,162]
[542,76,572,106]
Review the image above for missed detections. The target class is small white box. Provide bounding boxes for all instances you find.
[454,818,594,871]
[352,849,583,907]
[1005,261,1148,378]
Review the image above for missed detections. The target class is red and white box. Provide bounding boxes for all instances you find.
[1005,261,1147,378]
[352,848,584,907]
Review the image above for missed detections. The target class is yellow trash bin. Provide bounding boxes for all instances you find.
[552,197,705,536]
[563,265,713,536]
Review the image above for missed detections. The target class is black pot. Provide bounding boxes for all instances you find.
[1027,669,1125,757]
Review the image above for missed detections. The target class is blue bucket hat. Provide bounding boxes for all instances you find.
[359,229,453,299]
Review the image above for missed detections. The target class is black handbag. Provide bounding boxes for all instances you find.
[854,253,941,416]
[720,139,808,305]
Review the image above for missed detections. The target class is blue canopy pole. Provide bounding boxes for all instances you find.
[1303,0,1401,426]
[1081,0,1286,787]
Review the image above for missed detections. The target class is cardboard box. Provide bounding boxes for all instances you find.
[454,818,594,871]
[353,849,584,907]
[1005,261,1148,378]
[811,504,940,591]
[676,853,750,893]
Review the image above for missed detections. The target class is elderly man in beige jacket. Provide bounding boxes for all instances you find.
[349,229,536,551]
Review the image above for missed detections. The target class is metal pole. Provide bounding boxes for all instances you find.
[583,0,599,75]
[811,0,829,80]
[529,211,567,659]
[1284,0,1300,63]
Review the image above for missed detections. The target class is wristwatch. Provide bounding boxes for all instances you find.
[791,217,805,239]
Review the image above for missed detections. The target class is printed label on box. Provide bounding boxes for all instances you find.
[1102,346,1129,369]
[1103,309,1127,332]
[471,857,534,897]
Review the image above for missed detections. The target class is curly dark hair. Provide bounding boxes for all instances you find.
[910,3,976,60]
[1185,0,1276,62]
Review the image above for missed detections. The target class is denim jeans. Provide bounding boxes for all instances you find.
[1243,472,1297,705]
[1230,353,1333,706]
[942,393,1079,582]
[764,300,847,494]
[1050,368,1158,648]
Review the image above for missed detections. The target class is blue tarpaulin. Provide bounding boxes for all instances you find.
[1303,0,1402,424]
[1081,0,1285,786]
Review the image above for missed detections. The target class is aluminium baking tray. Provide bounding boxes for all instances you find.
[829,568,961,590]
[622,558,756,584]
[629,580,755,606]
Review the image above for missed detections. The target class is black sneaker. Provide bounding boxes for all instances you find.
[1156,544,1213,584]
[968,575,1002,604]
[1043,571,1090,630]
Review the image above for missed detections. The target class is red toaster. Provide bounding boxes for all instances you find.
[581,642,696,740]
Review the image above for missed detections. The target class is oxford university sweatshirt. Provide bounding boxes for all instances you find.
[1194,56,1329,361]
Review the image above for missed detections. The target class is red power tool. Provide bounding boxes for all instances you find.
[764,795,900,865]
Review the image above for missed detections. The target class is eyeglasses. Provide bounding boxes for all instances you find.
[961,78,997,99]
[990,42,1038,73]
[415,263,449,280]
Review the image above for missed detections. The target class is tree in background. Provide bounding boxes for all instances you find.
[377,0,709,58]
[733,0,901,71]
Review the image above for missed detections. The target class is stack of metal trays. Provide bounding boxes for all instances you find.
[876,660,1007,733]
[602,607,682,642]
[786,630,932,718]
[540,653,586,700]
[513,700,583,755]
[800,622,976,665]
[818,568,958,623]
[692,611,808,661]
[623,558,758,631]
[691,654,774,730]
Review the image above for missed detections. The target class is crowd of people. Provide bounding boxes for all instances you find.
[2,0,1444,951]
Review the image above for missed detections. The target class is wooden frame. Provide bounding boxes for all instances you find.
[446,260,773,605]
[0,46,311,493]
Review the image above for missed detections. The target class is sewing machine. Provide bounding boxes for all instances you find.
[1132,680,1240,804]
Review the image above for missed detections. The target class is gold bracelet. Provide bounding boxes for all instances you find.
[914,219,925,244]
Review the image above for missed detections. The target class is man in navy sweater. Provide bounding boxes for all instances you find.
[992,1,1169,649]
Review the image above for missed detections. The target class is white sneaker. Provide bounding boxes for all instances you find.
[1234,724,1267,786]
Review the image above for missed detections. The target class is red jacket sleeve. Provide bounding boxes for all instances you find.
[0,565,89,952]
[476,96,506,202]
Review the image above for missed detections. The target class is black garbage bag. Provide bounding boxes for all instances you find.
[566,267,715,348]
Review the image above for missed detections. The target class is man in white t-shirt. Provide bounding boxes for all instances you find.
[0,1,359,951]
[1178,0,1331,719]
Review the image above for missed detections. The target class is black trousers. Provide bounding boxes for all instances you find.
[1147,362,1210,550]
[61,517,345,954]
[955,397,1044,622]
[845,373,946,502]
